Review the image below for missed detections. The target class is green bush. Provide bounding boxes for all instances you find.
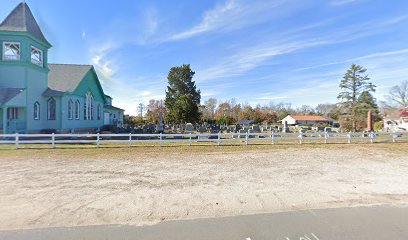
[374,121,384,131]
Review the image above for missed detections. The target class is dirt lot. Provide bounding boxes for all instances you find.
[0,143,407,230]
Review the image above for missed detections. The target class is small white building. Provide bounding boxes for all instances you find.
[281,115,332,126]
[384,110,408,132]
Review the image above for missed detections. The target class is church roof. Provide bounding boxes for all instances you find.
[0,2,50,46]
[288,115,330,121]
[104,105,124,111]
[48,64,93,93]
[42,88,65,97]
[0,88,25,105]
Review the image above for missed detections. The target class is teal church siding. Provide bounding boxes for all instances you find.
[0,2,124,134]
[61,69,105,131]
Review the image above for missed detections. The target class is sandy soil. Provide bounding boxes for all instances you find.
[0,144,407,230]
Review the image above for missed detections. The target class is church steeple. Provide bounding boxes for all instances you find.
[0,2,51,46]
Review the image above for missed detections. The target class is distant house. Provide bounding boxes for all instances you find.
[281,115,333,126]
[0,2,124,133]
[384,109,408,132]
[104,95,124,128]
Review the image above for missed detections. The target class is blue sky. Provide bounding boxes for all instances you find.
[2,0,408,115]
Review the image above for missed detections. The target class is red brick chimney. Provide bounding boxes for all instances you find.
[367,111,373,131]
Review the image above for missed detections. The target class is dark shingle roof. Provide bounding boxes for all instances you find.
[42,88,65,97]
[0,88,25,105]
[0,2,50,46]
[104,105,124,111]
[48,64,92,93]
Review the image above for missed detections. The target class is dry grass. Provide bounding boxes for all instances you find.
[0,142,407,160]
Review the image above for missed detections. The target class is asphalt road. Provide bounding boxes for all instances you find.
[1,205,407,240]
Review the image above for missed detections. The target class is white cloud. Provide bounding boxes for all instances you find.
[170,0,287,41]
[196,38,329,82]
[256,96,289,101]
[195,14,408,83]
[170,0,238,40]
[91,55,118,86]
[330,0,363,6]
[135,8,160,45]
[295,48,408,72]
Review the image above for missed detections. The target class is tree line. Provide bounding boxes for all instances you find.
[130,64,407,132]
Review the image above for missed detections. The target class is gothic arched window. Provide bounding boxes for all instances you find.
[47,98,56,120]
[34,102,40,120]
[68,99,73,120]
[75,100,80,120]
[85,92,94,120]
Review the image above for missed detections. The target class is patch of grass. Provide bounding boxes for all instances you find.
[0,140,407,160]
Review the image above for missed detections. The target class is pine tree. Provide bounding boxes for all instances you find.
[165,64,201,124]
[358,91,380,117]
[355,91,380,129]
[337,64,375,131]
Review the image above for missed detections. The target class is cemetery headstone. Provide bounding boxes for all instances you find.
[252,125,261,133]
[283,121,289,133]
[185,123,194,133]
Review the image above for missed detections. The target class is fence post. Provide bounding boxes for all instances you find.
[217,132,221,146]
[51,133,55,149]
[324,132,328,144]
[15,133,19,150]
[189,133,192,146]
[96,133,100,148]
[370,131,374,144]
[160,133,163,147]
[245,131,248,145]
[348,132,352,144]
[299,132,303,145]
[272,132,275,145]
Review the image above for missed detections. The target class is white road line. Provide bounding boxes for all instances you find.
[311,233,320,240]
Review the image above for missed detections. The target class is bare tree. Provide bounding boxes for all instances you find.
[204,98,217,120]
[137,103,145,117]
[315,103,337,117]
[387,80,408,108]
[296,105,315,115]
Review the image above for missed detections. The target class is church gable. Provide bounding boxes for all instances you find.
[71,67,105,102]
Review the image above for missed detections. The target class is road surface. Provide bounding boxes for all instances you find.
[1,205,407,240]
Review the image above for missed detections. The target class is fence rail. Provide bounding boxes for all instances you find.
[0,132,406,149]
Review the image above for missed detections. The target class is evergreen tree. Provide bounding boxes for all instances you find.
[354,91,380,129]
[358,91,380,118]
[337,64,375,131]
[165,64,201,123]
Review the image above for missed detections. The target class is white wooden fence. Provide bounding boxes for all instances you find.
[0,131,406,149]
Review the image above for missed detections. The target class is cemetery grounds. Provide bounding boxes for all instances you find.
[0,143,407,230]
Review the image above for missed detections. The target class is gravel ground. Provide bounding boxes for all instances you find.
[0,144,407,230]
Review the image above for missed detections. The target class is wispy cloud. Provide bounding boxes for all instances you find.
[295,48,408,72]
[136,8,160,45]
[87,7,161,105]
[170,0,237,40]
[170,0,288,41]
[196,38,328,82]
[330,0,363,6]
[195,14,408,83]
[256,96,289,101]
[90,42,119,85]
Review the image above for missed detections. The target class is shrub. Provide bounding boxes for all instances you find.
[374,121,384,131]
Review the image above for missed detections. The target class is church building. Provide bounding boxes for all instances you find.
[0,2,124,134]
